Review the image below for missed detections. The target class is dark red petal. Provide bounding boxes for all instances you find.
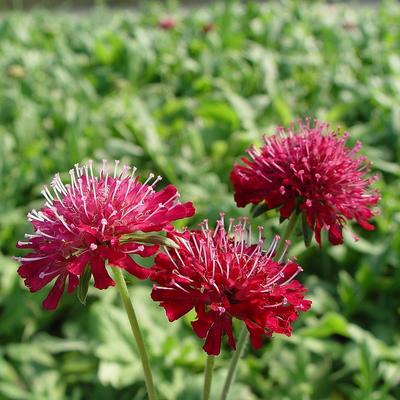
[279,197,295,219]
[276,262,301,283]
[357,218,375,231]
[68,252,91,275]
[246,321,265,349]
[108,252,150,280]
[149,184,178,204]
[42,274,66,310]
[314,223,322,247]
[192,316,212,339]
[18,259,62,292]
[161,300,194,321]
[120,243,158,257]
[78,225,98,237]
[91,257,115,289]
[67,273,79,293]
[152,286,188,301]
[136,245,159,257]
[328,224,344,245]
[133,204,195,232]
[203,320,223,356]
[222,316,236,350]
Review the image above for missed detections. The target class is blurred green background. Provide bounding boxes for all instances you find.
[1,0,400,399]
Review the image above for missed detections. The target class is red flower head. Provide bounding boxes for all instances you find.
[150,215,311,355]
[230,119,380,246]
[15,160,195,310]
[158,17,176,30]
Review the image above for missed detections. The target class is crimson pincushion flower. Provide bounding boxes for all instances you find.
[150,215,311,356]
[230,119,380,245]
[15,160,195,310]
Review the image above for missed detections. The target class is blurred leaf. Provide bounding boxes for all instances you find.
[299,312,349,338]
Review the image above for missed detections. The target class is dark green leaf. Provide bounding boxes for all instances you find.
[77,266,91,305]
[120,233,179,249]
[251,202,270,218]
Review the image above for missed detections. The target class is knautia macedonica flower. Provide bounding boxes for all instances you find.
[15,160,195,310]
[230,119,380,245]
[150,215,311,356]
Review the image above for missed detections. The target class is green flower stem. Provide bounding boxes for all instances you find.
[220,324,249,400]
[274,212,300,260]
[112,267,157,400]
[202,355,215,400]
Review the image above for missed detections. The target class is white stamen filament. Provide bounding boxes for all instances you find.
[38,211,54,223]
[69,170,76,195]
[25,233,41,239]
[113,160,120,178]
[247,255,261,277]
[164,247,180,269]
[27,211,44,222]
[14,255,51,262]
[151,175,162,188]
[77,179,88,218]
[53,174,68,195]
[111,180,121,202]
[52,208,74,233]
[39,267,64,279]
[160,192,179,208]
[124,167,137,201]
[101,218,107,236]
[141,173,155,189]
[174,247,186,266]
[121,201,144,218]
[41,187,54,206]
[278,240,291,263]
[17,241,31,246]
[36,229,57,239]
[51,186,65,207]
[74,163,81,177]
[173,281,190,294]
[266,235,280,258]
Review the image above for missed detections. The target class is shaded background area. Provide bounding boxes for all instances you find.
[1,1,400,399]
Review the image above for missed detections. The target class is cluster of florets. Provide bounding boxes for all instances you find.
[15,160,194,309]
[150,216,311,355]
[231,119,380,245]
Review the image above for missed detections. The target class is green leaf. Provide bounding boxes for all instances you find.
[77,265,91,305]
[120,232,179,249]
[251,202,269,217]
[298,312,349,338]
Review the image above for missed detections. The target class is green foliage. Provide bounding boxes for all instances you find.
[1,1,400,399]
